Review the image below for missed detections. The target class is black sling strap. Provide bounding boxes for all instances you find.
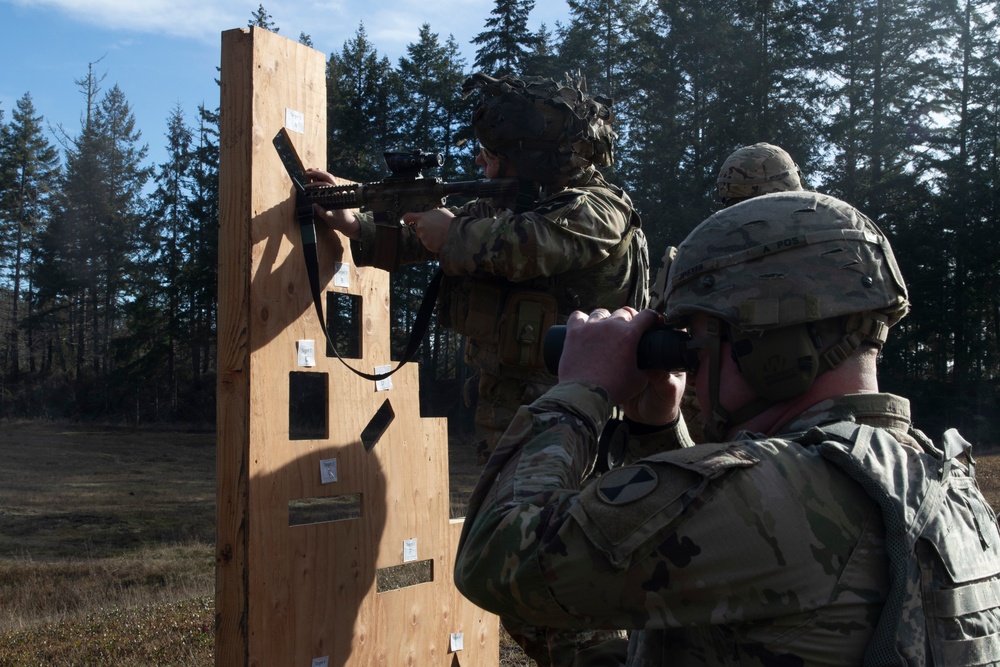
[296,196,441,382]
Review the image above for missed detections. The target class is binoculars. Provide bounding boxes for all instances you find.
[542,324,695,375]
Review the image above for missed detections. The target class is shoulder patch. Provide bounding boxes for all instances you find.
[596,465,658,505]
[572,443,759,566]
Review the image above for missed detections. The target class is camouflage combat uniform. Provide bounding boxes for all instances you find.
[455,383,1000,665]
[350,165,649,464]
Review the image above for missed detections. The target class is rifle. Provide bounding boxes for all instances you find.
[272,128,519,382]
[273,128,519,270]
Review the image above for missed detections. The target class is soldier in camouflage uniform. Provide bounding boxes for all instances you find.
[455,191,1000,665]
[648,142,805,444]
[309,72,648,467]
[309,73,646,664]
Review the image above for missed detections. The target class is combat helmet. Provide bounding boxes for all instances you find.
[461,72,616,183]
[663,191,909,439]
[717,142,802,206]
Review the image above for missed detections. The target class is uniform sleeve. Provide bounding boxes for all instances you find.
[349,211,438,269]
[454,387,887,634]
[437,187,633,281]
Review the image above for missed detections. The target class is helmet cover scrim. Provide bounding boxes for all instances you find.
[462,72,617,182]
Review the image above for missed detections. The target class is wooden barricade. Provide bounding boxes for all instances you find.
[216,27,499,667]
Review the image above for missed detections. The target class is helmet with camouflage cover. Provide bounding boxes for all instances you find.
[664,191,909,439]
[717,142,802,205]
[462,72,616,183]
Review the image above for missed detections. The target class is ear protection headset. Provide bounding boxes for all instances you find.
[699,312,891,440]
[729,322,821,401]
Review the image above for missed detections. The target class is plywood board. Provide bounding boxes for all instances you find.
[217,26,499,667]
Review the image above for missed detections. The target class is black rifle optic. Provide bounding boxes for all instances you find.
[543,324,696,376]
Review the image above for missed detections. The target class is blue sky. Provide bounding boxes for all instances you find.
[0,0,570,170]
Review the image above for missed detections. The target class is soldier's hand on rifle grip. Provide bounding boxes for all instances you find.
[401,209,455,253]
[305,168,362,240]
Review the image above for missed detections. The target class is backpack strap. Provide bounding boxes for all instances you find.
[811,423,910,666]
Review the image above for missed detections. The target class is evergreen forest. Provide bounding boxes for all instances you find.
[1,0,998,444]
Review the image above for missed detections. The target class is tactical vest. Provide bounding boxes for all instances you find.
[797,421,1000,666]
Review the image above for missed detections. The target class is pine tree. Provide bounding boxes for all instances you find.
[38,73,151,415]
[394,25,471,383]
[555,0,643,100]
[326,23,402,179]
[248,4,279,32]
[522,23,561,79]
[0,104,8,195]
[617,0,823,261]
[0,102,9,395]
[0,93,59,380]
[471,0,537,76]
[892,0,1000,441]
[93,85,151,385]
[396,25,470,176]
[127,104,193,418]
[185,103,219,407]
[616,0,748,255]
[811,0,952,212]
[36,64,105,384]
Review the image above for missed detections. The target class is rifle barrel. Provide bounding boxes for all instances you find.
[441,179,519,200]
[303,178,519,210]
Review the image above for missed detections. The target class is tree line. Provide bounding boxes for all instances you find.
[0,0,997,443]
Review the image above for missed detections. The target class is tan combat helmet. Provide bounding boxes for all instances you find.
[461,72,616,183]
[717,142,803,206]
[663,191,909,440]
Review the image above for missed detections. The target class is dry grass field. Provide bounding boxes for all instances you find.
[0,421,530,666]
[0,420,997,666]
[0,422,216,666]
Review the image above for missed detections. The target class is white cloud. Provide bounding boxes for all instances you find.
[5,0,569,62]
[5,0,459,61]
[6,0,246,41]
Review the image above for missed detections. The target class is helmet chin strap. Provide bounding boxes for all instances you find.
[703,317,737,442]
[702,317,773,442]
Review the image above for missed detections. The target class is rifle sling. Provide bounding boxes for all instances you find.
[297,199,438,382]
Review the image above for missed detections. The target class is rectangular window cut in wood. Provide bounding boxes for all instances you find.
[327,292,361,359]
[289,371,328,440]
[376,559,433,593]
[288,493,361,527]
